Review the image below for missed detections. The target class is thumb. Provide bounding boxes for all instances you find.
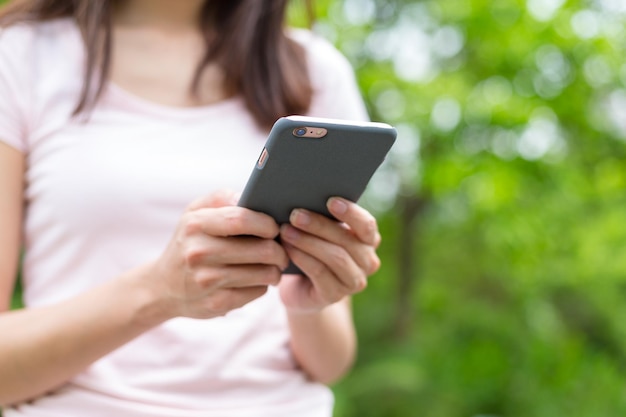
[187,189,239,211]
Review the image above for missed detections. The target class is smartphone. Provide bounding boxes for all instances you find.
[238,115,397,274]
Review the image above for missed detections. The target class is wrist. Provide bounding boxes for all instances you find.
[285,298,356,384]
[285,305,328,318]
[117,262,178,329]
[285,297,348,319]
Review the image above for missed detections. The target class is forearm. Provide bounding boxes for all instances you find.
[287,297,356,385]
[0,264,170,406]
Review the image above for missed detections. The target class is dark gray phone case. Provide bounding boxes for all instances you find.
[238,116,397,274]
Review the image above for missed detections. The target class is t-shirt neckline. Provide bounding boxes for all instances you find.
[104,82,243,120]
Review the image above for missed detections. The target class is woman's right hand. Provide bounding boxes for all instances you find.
[149,190,289,320]
[0,188,288,406]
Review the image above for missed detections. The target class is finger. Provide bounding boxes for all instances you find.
[187,189,239,211]
[198,286,269,317]
[289,209,380,275]
[187,206,280,239]
[186,235,289,270]
[194,264,282,290]
[327,197,381,247]
[282,242,366,303]
[280,225,367,293]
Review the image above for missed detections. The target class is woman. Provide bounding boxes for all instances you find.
[0,0,380,416]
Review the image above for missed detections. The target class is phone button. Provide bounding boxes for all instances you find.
[257,148,269,169]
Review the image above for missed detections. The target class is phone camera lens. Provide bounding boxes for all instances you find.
[294,127,307,137]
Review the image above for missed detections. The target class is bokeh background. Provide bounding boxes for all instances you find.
[7,0,626,416]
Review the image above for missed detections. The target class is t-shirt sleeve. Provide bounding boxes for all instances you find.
[297,30,370,122]
[0,25,33,153]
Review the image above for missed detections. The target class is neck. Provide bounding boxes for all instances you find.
[113,0,206,31]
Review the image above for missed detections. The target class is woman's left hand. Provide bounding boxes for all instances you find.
[278,197,381,313]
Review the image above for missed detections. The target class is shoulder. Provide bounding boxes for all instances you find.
[0,18,80,69]
[0,17,76,49]
[0,22,41,152]
[288,29,347,64]
[287,28,369,121]
[0,21,36,63]
[288,28,356,87]
[0,19,83,151]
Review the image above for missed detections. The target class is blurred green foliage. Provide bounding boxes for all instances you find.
[5,0,626,416]
[10,278,20,310]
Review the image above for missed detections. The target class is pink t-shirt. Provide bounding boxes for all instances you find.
[0,19,368,417]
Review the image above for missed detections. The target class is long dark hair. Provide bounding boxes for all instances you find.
[0,0,313,129]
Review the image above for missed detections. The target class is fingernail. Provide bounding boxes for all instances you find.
[290,209,310,226]
[281,224,300,241]
[328,198,348,215]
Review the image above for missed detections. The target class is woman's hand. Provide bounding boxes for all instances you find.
[149,190,289,320]
[278,197,381,314]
